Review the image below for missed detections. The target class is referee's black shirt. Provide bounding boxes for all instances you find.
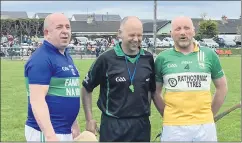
[82,42,156,118]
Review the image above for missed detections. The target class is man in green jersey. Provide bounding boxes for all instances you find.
[155,16,228,141]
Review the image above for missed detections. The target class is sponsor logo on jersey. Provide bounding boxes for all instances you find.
[177,75,208,88]
[164,73,211,90]
[62,67,70,71]
[181,61,193,64]
[168,78,178,87]
[68,65,76,75]
[167,64,177,68]
[115,77,126,82]
[83,73,89,84]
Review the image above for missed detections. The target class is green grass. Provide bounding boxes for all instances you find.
[1,57,241,141]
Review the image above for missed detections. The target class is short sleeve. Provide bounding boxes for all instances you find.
[211,50,224,79]
[154,56,164,83]
[82,56,106,92]
[25,57,52,85]
[149,56,156,92]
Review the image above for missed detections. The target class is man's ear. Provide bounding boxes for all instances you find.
[117,29,122,39]
[43,29,48,37]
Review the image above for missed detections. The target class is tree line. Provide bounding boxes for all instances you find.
[1,18,45,37]
[1,18,237,41]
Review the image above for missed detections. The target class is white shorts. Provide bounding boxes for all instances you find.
[160,123,217,142]
[25,125,73,141]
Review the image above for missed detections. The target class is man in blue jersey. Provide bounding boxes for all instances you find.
[24,13,81,141]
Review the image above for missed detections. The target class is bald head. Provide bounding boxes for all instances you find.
[171,16,194,31]
[44,13,69,30]
[119,16,143,31]
[170,16,196,50]
[43,12,71,51]
[118,16,143,54]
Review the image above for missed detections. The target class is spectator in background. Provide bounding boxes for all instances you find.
[23,35,28,43]
[1,34,8,46]
[95,45,101,57]
[27,36,32,45]
[7,35,14,47]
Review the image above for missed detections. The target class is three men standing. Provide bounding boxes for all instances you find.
[24,13,227,142]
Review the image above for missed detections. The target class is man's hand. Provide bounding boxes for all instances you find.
[86,119,97,135]
[71,120,80,139]
[72,128,81,139]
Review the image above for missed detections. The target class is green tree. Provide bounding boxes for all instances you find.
[195,19,219,40]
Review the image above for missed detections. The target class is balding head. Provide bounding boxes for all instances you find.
[43,13,71,52]
[119,16,142,31]
[170,16,195,50]
[118,16,143,54]
[171,16,194,31]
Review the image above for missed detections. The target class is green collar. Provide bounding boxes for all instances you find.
[114,42,145,63]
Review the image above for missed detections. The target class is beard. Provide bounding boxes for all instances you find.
[176,39,193,49]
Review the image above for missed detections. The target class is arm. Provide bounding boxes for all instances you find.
[150,55,165,117]
[152,82,165,117]
[81,86,93,121]
[210,50,228,116]
[71,120,80,139]
[211,76,228,116]
[72,120,80,130]
[81,56,105,133]
[29,84,57,140]
[26,58,57,141]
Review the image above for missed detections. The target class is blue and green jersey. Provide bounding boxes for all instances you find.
[24,40,81,134]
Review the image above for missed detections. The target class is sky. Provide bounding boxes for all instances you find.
[1,1,241,20]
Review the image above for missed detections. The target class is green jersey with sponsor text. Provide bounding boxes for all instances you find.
[155,43,224,125]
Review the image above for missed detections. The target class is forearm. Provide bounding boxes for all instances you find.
[81,87,93,121]
[72,120,80,130]
[31,99,55,138]
[212,88,227,116]
[152,93,165,117]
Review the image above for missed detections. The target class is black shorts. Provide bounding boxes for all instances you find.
[99,114,151,142]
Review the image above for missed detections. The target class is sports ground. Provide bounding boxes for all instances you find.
[1,56,241,141]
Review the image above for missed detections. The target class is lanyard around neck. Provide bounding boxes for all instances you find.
[124,54,140,85]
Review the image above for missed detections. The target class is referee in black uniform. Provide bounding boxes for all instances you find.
[81,16,164,142]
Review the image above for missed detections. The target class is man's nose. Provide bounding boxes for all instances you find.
[180,29,186,35]
[62,27,69,33]
[133,36,139,42]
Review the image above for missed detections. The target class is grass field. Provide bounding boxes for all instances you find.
[1,56,241,141]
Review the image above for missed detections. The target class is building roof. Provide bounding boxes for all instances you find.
[1,11,28,19]
[143,21,170,33]
[70,21,120,33]
[140,19,166,23]
[72,14,121,21]
[33,13,52,19]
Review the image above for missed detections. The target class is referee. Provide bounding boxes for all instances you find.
[81,16,164,142]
